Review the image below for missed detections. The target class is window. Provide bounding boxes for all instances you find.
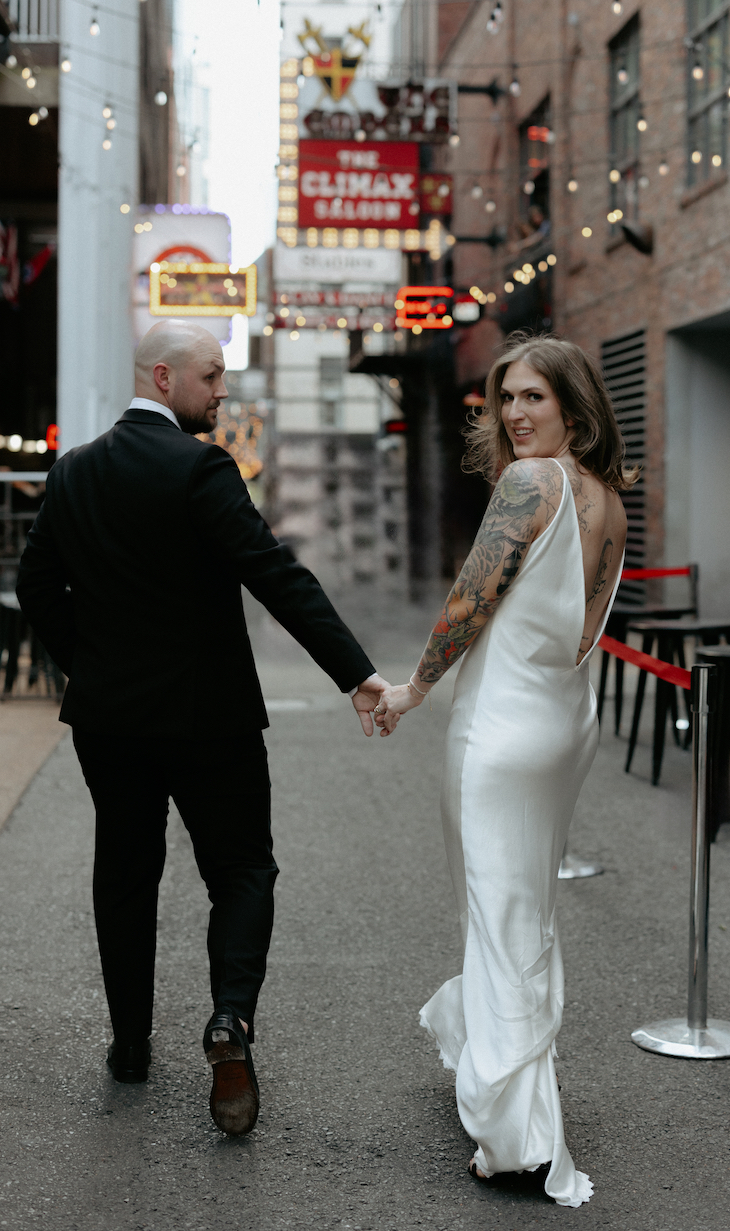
[319,357,343,428]
[518,99,551,246]
[609,17,641,222]
[687,0,730,184]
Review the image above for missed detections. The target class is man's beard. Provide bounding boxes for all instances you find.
[175,404,219,435]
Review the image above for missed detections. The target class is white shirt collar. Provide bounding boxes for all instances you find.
[128,397,181,430]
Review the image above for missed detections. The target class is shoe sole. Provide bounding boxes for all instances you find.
[207,1041,259,1136]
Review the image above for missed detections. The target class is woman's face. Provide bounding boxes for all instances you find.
[500,359,575,460]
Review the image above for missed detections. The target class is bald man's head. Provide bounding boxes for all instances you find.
[134,321,227,435]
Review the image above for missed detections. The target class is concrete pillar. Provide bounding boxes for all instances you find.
[57,0,139,454]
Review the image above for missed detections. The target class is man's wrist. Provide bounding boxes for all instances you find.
[348,672,379,698]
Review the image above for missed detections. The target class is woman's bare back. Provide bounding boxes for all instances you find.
[558,456,627,664]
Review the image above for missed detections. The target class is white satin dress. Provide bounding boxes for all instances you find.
[420,460,623,1208]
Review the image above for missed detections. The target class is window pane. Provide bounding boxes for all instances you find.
[610,17,640,107]
[689,14,728,109]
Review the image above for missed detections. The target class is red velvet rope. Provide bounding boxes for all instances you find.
[598,634,692,690]
[621,567,691,580]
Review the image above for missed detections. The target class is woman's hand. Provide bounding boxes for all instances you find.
[373,682,424,736]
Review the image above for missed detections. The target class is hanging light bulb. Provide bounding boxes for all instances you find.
[567,178,579,192]
[638,175,649,188]
[609,168,621,183]
[60,58,71,72]
[692,60,704,80]
[612,1,622,12]
[470,183,483,198]
[102,105,112,119]
[637,114,647,132]
[658,156,669,175]
[509,73,521,97]
[448,133,460,146]
[617,65,629,85]
[102,138,112,150]
[89,14,100,35]
[484,199,496,213]
[154,91,168,106]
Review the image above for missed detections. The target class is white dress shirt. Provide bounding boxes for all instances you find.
[127,395,374,696]
[128,396,181,429]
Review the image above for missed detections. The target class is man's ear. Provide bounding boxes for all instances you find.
[153,362,171,393]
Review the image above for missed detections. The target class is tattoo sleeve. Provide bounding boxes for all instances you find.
[416,460,561,686]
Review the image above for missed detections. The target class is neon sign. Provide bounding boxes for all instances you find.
[149,263,257,317]
[394,285,453,330]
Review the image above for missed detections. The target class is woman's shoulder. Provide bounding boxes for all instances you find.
[490,458,565,530]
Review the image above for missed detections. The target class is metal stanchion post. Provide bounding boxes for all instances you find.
[632,663,730,1058]
[558,842,604,879]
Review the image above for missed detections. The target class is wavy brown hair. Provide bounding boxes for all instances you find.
[463,331,640,491]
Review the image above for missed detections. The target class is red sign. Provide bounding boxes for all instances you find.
[298,140,420,229]
[395,285,453,330]
[419,174,452,216]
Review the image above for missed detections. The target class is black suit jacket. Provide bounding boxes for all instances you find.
[16,409,375,735]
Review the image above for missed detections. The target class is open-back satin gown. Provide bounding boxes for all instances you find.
[420,459,623,1208]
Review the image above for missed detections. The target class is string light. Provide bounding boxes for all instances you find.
[612,1,622,11]
[106,119,116,130]
[176,164,186,177]
[509,71,521,97]
[470,183,483,198]
[102,138,112,150]
[21,67,31,79]
[5,54,16,67]
[38,106,47,119]
[712,153,723,167]
[523,180,535,194]
[89,13,100,35]
[547,254,557,265]
[154,91,167,105]
[102,105,112,118]
[449,133,460,146]
[692,60,704,81]
[567,178,579,191]
[263,325,273,336]
[581,226,592,237]
[120,203,130,213]
[691,149,702,163]
[659,156,669,175]
[26,76,36,89]
[638,174,649,188]
[485,199,496,212]
[609,168,621,182]
[504,281,514,292]
[60,58,71,72]
[607,209,623,222]
[290,330,300,340]
[28,112,39,126]
[617,65,628,85]
[637,114,647,132]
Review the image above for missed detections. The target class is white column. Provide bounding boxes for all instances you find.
[57,0,139,454]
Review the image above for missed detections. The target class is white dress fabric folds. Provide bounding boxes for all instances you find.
[421,460,623,1208]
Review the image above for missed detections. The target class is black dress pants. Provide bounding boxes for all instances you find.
[73,729,278,1045]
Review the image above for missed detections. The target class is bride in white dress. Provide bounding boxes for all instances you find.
[374,334,637,1207]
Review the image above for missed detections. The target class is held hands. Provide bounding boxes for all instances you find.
[373,678,429,737]
[350,673,392,736]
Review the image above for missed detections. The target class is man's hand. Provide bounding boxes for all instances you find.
[351,673,391,736]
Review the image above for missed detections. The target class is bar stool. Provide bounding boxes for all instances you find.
[624,618,730,785]
[597,564,699,735]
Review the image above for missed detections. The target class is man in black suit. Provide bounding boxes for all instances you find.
[17,321,388,1136]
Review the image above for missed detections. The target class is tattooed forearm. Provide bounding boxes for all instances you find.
[414,459,560,685]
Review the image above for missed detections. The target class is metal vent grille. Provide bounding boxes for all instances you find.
[7,0,59,42]
[601,329,646,605]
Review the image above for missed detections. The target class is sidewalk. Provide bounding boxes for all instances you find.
[1,596,729,1230]
[0,699,64,829]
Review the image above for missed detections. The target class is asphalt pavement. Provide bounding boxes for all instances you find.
[2,591,730,1231]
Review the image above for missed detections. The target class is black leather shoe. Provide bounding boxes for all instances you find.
[203,1008,259,1135]
[106,1038,151,1084]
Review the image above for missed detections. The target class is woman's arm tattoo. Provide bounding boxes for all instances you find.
[417,460,561,684]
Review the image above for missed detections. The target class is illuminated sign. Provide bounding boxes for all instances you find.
[394,285,453,330]
[452,295,481,323]
[298,140,419,228]
[384,419,408,434]
[149,263,257,317]
[298,19,370,103]
[46,423,58,451]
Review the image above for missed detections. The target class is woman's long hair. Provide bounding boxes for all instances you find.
[463,331,640,491]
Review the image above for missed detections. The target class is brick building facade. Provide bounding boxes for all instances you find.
[431,0,730,614]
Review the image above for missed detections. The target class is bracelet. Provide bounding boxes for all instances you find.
[409,674,429,695]
[408,677,433,712]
